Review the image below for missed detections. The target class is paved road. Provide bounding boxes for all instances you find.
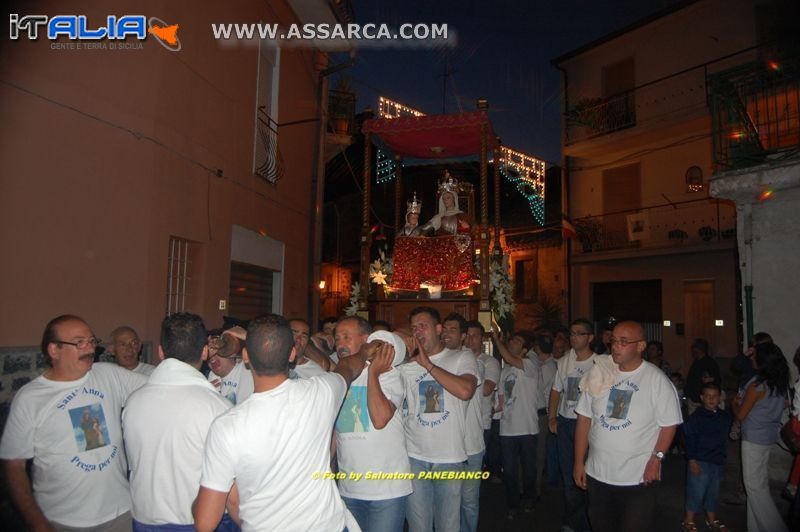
[476,441,792,532]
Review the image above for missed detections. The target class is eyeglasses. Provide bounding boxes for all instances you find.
[569,332,591,337]
[55,337,101,349]
[610,337,644,347]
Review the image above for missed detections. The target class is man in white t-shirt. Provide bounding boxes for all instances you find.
[548,318,599,532]
[465,321,500,471]
[333,315,411,532]
[289,318,331,378]
[493,328,540,518]
[441,313,484,532]
[399,307,478,532]
[0,314,147,531]
[531,333,558,495]
[109,325,155,376]
[207,327,254,405]
[574,320,682,532]
[193,313,371,532]
[123,312,233,530]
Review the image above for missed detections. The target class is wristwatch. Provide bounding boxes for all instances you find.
[652,450,665,461]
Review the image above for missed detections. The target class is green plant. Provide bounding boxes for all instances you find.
[529,293,564,332]
[567,97,604,129]
[574,217,602,251]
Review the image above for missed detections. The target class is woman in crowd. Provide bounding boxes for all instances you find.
[732,342,790,532]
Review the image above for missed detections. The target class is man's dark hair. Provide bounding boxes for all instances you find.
[512,331,535,351]
[337,315,372,335]
[465,320,484,334]
[246,314,295,376]
[160,313,207,364]
[320,316,337,330]
[701,382,721,394]
[372,319,392,331]
[443,313,468,334]
[410,306,441,324]
[555,326,570,338]
[41,314,87,365]
[691,338,709,355]
[570,318,594,334]
[646,340,664,356]
[289,317,310,329]
[534,334,553,354]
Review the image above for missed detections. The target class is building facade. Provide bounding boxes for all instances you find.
[551,0,777,374]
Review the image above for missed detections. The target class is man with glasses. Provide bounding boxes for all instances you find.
[548,318,601,532]
[0,314,147,531]
[573,320,682,532]
[109,326,155,376]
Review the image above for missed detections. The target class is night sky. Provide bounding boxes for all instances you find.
[343,0,677,164]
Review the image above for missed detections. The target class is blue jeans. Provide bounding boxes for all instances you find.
[500,434,538,510]
[460,451,484,532]
[342,495,407,532]
[557,416,590,531]
[406,457,464,532]
[686,461,722,514]
[133,514,239,532]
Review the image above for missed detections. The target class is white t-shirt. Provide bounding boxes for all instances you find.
[123,358,232,525]
[290,358,327,380]
[537,356,557,411]
[200,372,351,532]
[207,360,254,405]
[499,358,540,436]
[575,361,683,486]
[398,348,479,463]
[794,377,800,419]
[0,363,147,527]
[464,357,486,455]
[478,352,501,430]
[335,366,412,500]
[132,362,155,376]
[552,350,600,419]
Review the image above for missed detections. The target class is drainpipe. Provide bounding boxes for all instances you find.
[742,203,754,342]
[308,54,353,327]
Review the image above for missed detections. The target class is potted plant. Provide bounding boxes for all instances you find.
[574,217,602,252]
[330,75,355,135]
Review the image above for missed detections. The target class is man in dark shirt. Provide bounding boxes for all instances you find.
[685,339,720,414]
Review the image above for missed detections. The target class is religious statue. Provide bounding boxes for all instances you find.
[419,171,471,236]
[399,193,423,237]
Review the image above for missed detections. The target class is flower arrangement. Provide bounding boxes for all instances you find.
[489,254,515,332]
[344,282,361,316]
[369,246,393,287]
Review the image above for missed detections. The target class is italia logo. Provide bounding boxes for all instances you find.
[8,14,181,51]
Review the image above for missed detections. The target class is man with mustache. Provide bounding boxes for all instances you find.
[333,316,411,532]
[0,315,147,531]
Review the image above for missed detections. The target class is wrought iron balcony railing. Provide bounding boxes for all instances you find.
[328,89,356,135]
[710,55,800,172]
[254,107,284,184]
[572,198,736,255]
[566,92,637,143]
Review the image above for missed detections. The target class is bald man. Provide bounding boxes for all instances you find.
[109,326,155,376]
[573,320,682,532]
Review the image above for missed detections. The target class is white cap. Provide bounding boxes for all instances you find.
[367,330,407,367]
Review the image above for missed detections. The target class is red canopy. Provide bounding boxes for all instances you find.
[362,111,497,159]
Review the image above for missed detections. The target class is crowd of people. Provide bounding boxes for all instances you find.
[0,309,798,532]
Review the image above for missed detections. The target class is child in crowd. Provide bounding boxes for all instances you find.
[682,382,731,532]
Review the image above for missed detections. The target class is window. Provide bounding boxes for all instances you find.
[229,262,275,320]
[166,236,201,315]
[253,40,283,184]
[514,255,538,302]
[685,166,704,193]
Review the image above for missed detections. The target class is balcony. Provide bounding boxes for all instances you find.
[566,92,636,143]
[571,198,736,259]
[710,55,800,172]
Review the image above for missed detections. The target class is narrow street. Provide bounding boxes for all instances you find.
[477,441,792,531]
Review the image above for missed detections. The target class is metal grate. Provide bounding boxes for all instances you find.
[166,236,190,315]
[254,107,284,184]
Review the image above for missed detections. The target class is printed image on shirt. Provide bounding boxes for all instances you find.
[420,381,444,414]
[336,386,370,433]
[606,389,634,420]
[503,373,517,408]
[566,376,581,402]
[69,403,110,452]
[225,391,237,405]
